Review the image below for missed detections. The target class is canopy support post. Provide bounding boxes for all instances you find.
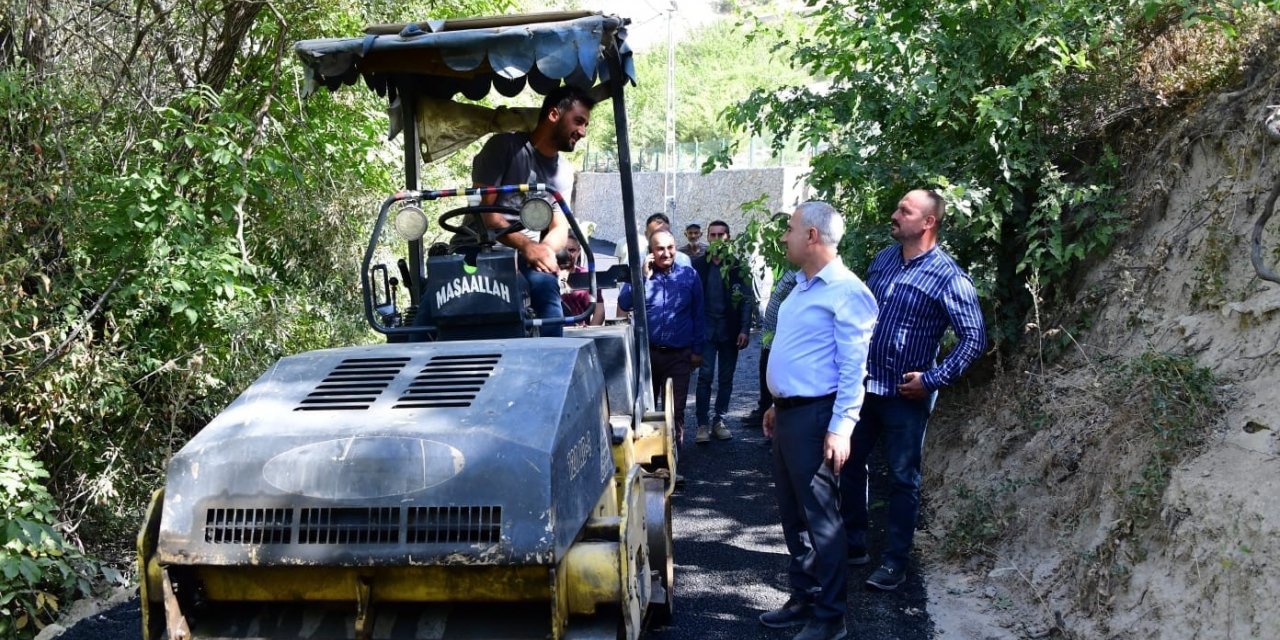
[400,83,425,311]
[608,57,653,416]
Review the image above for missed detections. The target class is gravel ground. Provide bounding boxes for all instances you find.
[58,333,932,640]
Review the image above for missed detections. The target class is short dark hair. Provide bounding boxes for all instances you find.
[540,85,596,122]
[707,220,730,235]
[646,212,671,227]
[922,188,946,225]
[685,223,701,231]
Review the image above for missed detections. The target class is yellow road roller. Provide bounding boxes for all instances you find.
[137,11,677,640]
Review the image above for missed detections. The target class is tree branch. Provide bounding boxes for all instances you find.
[0,265,128,397]
[1251,172,1280,285]
[233,3,289,266]
[147,0,196,88]
[199,0,264,94]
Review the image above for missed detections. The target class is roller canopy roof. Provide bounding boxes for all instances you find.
[294,11,635,100]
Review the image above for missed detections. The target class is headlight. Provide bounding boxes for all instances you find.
[519,197,554,232]
[393,205,428,241]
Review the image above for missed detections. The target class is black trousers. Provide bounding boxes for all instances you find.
[755,347,773,413]
[772,398,847,620]
[650,347,692,443]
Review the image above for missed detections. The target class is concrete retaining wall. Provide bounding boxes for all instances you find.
[572,167,812,246]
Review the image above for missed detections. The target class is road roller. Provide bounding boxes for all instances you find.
[137,12,677,640]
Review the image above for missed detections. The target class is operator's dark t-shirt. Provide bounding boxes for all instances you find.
[472,132,572,207]
[455,132,572,246]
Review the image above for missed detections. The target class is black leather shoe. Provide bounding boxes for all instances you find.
[793,617,848,640]
[759,597,813,628]
[866,563,906,591]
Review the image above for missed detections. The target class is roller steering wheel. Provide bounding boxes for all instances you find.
[438,205,526,246]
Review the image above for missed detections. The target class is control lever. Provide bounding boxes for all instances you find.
[397,258,413,293]
[388,277,400,327]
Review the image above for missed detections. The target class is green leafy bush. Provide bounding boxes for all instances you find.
[711,0,1277,348]
[941,478,1030,559]
[0,432,95,639]
[0,0,512,564]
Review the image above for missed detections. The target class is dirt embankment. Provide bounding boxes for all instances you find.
[922,33,1280,640]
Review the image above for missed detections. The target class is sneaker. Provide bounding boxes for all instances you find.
[712,421,732,440]
[866,563,906,591]
[848,547,870,566]
[695,425,711,444]
[758,597,812,629]
[792,618,847,640]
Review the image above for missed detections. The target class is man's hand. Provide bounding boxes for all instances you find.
[898,371,928,400]
[824,432,850,474]
[523,243,559,273]
[735,332,749,349]
[642,253,655,279]
[762,407,776,438]
[690,353,703,367]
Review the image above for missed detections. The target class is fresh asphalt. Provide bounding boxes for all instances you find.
[59,334,931,640]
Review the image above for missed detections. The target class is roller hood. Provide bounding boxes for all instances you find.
[157,339,613,567]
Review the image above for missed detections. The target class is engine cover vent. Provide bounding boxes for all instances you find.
[395,354,501,409]
[205,508,292,544]
[201,505,504,546]
[296,357,410,411]
[298,507,400,544]
[407,506,503,544]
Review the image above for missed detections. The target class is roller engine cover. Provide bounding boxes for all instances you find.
[156,339,614,568]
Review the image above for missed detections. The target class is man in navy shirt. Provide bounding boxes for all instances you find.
[841,189,986,591]
[618,230,704,445]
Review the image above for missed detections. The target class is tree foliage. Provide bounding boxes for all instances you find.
[0,0,511,634]
[713,0,1276,348]
[590,12,811,154]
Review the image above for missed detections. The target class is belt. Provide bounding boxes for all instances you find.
[773,393,837,409]
[651,344,689,352]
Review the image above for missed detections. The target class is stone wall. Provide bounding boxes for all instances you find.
[572,167,811,246]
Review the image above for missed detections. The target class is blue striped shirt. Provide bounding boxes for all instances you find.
[865,245,985,396]
[618,263,705,354]
[767,259,878,436]
[762,269,800,347]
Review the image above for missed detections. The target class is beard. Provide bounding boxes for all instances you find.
[553,124,580,152]
[890,222,919,242]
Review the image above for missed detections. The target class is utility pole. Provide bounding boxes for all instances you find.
[664,1,678,226]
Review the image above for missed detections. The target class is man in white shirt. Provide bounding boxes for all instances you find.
[759,201,878,640]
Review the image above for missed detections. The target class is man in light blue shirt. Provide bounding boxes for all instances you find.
[758,202,877,640]
[842,188,986,592]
